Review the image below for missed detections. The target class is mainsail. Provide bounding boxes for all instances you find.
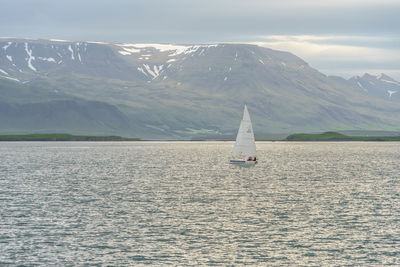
[231,105,256,159]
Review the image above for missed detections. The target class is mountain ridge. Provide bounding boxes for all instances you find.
[1,38,399,138]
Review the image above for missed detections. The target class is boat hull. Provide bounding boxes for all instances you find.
[229,160,257,166]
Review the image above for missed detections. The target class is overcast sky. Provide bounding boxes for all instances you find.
[1,0,399,79]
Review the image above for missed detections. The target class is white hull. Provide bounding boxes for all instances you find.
[229,160,257,166]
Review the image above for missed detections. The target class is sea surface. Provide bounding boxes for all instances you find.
[1,141,400,266]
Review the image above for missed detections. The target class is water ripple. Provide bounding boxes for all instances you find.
[0,141,399,265]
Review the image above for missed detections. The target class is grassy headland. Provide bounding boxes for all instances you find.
[285,131,400,141]
[0,134,140,141]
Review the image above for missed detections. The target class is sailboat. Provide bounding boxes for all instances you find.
[230,105,257,165]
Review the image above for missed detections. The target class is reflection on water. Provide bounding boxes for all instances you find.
[1,142,399,265]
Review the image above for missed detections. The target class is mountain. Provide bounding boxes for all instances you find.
[348,73,400,101]
[0,79,134,136]
[1,38,399,139]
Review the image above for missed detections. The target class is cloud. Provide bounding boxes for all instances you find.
[0,0,398,80]
[251,35,400,80]
[1,0,399,41]
[270,0,400,7]
[255,35,399,61]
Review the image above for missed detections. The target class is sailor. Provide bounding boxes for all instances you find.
[248,156,253,161]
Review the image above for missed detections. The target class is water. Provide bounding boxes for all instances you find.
[1,141,399,265]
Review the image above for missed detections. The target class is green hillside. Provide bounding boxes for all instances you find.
[286,131,400,141]
[0,134,140,141]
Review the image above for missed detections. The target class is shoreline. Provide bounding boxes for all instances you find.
[0,134,140,141]
[1,131,400,142]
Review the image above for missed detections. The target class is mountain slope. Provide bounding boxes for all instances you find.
[348,73,400,101]
[0,38,399,138]
[0,79,136,136]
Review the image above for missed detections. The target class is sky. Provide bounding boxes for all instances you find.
[1,0,399,79]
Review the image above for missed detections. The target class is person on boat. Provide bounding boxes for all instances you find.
[253,157,257,161]
[248,156,253,161]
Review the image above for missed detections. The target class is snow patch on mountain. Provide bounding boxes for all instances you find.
[38,57,56,63]
[141,64,164,80]
[24,43,37,72]
[49,39,72,43]
[169,45,200,56]
[87,41,109,45]
[388,90,397,97]
[137,67,148,77]
[357,81,367,91]
[0,75,20,82]
[0,68,8,75]
[77,49,82,63]
[6,55,12,62]
[68,45,75,60]
[118,46,141,55]
[2,42,12,51]
[381,79,400,86]
[116,43,219,57]
[153,65,163,78]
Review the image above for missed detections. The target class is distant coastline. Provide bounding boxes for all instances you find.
[0,134,140,141]
[285,131,400,141]
[1,132,400,142]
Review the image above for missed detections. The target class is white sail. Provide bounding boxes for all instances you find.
[232,105,256,159]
